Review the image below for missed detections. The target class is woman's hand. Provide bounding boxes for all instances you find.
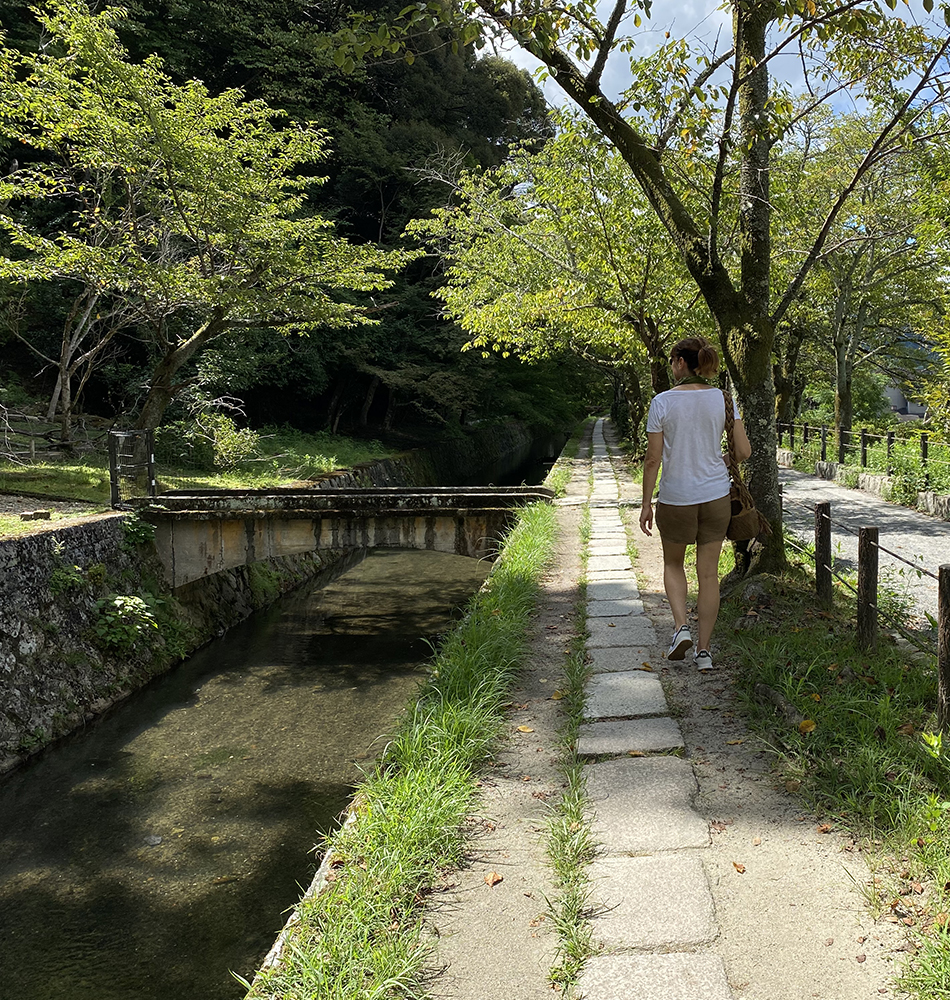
[639,501,653,536]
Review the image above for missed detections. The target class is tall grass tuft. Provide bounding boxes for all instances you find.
[248,501,558,1000]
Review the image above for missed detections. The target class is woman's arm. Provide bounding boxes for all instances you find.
[732,418,752,463]
[639,431,663,536]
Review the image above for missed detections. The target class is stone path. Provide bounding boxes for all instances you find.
[576,420,732,1000]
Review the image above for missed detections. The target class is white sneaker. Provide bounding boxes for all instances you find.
[694,650,715,671]
[668,626,692,660]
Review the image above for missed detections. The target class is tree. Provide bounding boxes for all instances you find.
[772,110,945,442]
[342,0,950,572]
[0,1,416,432]
[409,111,712,443]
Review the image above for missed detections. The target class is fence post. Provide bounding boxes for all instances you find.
[922,433,930,491]
[789,422,795,451]
[821,424,827,462]
[803,423,809,447]
[777,423,784,447]
[108,432,121,508]
[886,430,894,476]
[857,526,878,651]
[815,501,832,606]
[939,565,950,731]
[860,428,868,468]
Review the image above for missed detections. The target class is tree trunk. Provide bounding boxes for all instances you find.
[383,387,397,431]
[359,375,380,426]
[134,312,229,430]
[774,326,805,423]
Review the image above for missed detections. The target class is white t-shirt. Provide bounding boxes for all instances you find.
[646,387,740,505]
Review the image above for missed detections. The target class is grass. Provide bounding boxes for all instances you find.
[245,499,559,1000]
[0,429,396,504]
[546,500,597,987]
[711,539,950,999]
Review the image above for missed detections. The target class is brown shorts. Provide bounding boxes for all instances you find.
[656,495,731,545]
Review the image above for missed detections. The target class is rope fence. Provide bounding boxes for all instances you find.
[783,497,950,729]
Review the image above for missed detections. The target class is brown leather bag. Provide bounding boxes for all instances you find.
[722,391,771,541]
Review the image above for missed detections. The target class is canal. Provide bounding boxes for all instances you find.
[0,549,489,1000]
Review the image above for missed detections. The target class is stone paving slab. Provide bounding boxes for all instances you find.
[583,671,667,718]
[587,555,631,573]
[577,717,684,755]
[587,617,656,647]
[588,544,628,556]
[587,580,640,602]
[586,757,709,853]
[588,647,656,673]
[586,571,638,585]
[588,854,717,949]
[576,953,732,1000]
[587,598,644,618]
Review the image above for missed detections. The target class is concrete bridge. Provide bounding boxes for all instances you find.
[132,486,555,589]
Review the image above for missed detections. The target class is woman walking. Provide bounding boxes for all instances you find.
[638,337,751,671]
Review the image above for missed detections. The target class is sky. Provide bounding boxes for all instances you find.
[494,0,946,110]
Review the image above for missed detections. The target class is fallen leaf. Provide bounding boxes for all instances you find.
[933,913,950,930]
[817,823,833,834]
[897,722,916,736]
[912,882,924,894]
[517,725,534,733]
[733,862,746,874]
[799,719,817,734]
[607,622,616,627]
[785,779,802,793]
[485,872,503,887]
[810,693,822,702]
[726,739,743,745]
[550,690,564,700]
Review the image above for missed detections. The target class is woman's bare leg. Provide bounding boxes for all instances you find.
[660,538,689,629]
[695,540,725,650]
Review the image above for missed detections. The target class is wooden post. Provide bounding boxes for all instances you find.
[777,423,784,447]
[922,433,930,491]
[789,422,795,451]
[815,501,832,607]
[803,423,809,446]
[886,430,894,476]
[857,527,878,651]
[939,565,950,731]
[108,432,121,508]
[860,428,868,468]
[821,424,827,462]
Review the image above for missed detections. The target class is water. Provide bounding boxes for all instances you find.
[0,549,488,1000]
